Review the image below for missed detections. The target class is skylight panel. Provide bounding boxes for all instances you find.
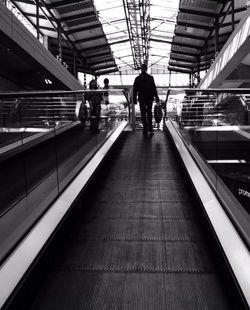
[94,0,180,72]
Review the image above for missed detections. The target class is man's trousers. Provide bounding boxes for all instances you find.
[139,99,153,132]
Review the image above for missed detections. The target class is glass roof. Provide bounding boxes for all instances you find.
[94,0,180,73]
[5,0,249,79]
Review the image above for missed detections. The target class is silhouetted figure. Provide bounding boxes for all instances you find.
[79,97,88,127]
[133,64,159,135]
[85,79,102,132]
[103,78,110,106]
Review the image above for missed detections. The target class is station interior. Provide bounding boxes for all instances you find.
[1,0,250,309]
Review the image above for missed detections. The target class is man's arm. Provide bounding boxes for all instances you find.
[133,78,138,104]
[152,77,159,102]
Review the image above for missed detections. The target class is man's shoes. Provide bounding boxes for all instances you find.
[149,130,154,135]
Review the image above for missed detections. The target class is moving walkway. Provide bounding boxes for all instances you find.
[0,89,250,309]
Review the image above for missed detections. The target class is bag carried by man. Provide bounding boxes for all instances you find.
[154,102,163,128]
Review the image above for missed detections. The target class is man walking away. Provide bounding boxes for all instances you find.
[133,64,159,135]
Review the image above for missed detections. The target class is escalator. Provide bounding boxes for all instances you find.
[6,129,240,310]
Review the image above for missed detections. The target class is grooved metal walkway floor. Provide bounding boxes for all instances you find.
[28,130,231,309]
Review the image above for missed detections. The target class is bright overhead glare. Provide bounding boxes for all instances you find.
[94,0,180,73]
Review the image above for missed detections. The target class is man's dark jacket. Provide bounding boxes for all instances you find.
[133,72,159,103]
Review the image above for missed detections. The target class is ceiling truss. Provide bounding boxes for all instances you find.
[169,0,248,79]
[122,0,150,69]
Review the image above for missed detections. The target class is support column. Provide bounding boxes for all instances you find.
[35,0,40,40]
[214,17,219,57]
[119,71,123,85]
[84,73,87,89]
[58,25,62,62]
[197,56,201,85]
[231,0,235,32]
[73,52,76,78]
[205,44,208,72]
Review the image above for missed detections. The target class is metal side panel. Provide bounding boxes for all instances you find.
[166,120,250,307]
[0,121,128,309]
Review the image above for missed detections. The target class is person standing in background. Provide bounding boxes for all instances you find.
[103,78,110,106]
[78,96,88,127]
[133,64,159,135]
[85,79,103,132]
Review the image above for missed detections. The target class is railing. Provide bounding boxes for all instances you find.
[0,88,130,263]
[166,88,250,249]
